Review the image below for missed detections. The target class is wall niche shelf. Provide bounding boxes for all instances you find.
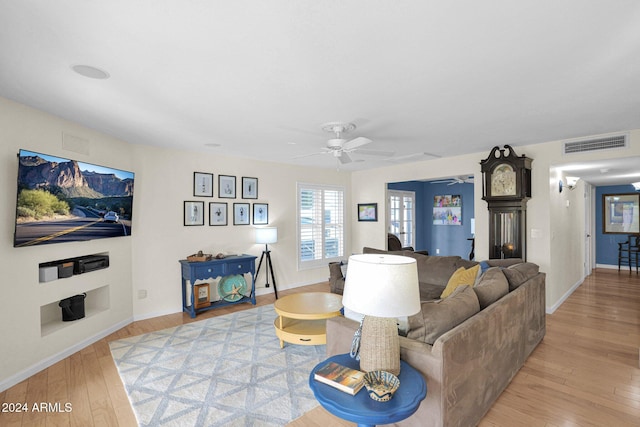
[40,285,110,337]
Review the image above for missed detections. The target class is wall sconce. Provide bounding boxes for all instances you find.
[566,176,580,190]
[632,181,640,191]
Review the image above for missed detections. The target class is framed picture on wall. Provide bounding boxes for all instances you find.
[603,193,640,234]
[209,202,227,226]
[357,203,378,221]
[184,201,205,226]
[253,203,268,224]
[219,175,236,198]
[242,177,258,199]
[433,195,462,225]
[233,203,250,225]
[193,172,213,197]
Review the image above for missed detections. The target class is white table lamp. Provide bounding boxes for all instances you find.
[342,254,420,375]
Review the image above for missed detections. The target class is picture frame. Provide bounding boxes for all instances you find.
[242,177,258,199]
[193,172,213,197]
[233,202,250,225]
[209,202,228,226]
[603,193,640,234]
[184,201,205,226]
[253,203,269,225]
[357,203,378,222]
[219,175,236,198]
[193,283,211,309]
[433,194,462,225]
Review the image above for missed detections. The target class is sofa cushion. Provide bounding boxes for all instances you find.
[473,267,509,309]
[415,255,463,287]
[440,264,480,298]
[502,262,540,291]
[407,285,480,345]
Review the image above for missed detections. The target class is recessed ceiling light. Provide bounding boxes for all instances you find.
[205,143,221,148]
[71,65,110,79]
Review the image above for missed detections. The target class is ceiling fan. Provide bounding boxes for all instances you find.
[431,175,474,185]
[295,121,394,164]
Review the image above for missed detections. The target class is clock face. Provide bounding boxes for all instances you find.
[491,163,516,196]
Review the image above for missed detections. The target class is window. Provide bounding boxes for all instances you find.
[297,183,344,268]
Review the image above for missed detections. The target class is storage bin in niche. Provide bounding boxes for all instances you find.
[59,293,86,321]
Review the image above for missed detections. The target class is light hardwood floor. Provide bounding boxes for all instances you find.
[1,270,639,426]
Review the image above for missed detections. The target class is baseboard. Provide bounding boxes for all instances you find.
[133,307,181,322]
[547,277,583,314]
[0,317,133,393]
[596,263,621,270]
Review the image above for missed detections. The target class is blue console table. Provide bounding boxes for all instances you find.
[179,254,257,318]
[309,353,427,427]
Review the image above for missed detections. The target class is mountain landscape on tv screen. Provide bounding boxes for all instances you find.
[14,150,135,247]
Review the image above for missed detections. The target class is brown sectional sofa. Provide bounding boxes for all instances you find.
[326,250,546,427]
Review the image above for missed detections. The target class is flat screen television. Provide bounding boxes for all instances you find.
[14,149,135,247]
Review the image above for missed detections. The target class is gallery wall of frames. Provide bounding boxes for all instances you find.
[184,173,268,226]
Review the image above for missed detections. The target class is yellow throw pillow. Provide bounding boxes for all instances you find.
[440,264,480,299]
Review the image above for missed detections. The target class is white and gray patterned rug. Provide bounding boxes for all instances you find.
[109,304,325,426]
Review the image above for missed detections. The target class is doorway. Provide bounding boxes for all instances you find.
[387,190,416,249]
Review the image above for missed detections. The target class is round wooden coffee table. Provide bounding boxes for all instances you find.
[274,292,343,348]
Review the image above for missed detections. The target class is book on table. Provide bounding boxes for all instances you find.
[314,361,365,395]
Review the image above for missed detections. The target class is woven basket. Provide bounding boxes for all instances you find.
[359,316,401,375]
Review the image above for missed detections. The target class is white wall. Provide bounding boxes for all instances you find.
[130,144,351,320]
[351,132,640,311]
[0,96,349,390]
[0,97,135,389]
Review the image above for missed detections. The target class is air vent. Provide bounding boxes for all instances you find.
[563,134,627,155]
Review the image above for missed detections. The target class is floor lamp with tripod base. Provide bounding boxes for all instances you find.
[255,227,278,299]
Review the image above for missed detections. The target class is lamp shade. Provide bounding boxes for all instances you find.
[342,254,420,318]
[255,227,278,244]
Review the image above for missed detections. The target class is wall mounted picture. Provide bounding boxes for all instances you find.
[253,203,269,224]
[219,175,236,198]
[433,194,462,225]
[603,193,640,234]
[233,203,250,225]
[242,177,258,199]
[357,203,378,221]
[209,202,228,226]
[184,201,205,226]
[193,172,213,197]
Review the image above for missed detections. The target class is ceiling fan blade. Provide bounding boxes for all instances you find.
[343,137,372,150]
[338,152,353,164]
[385,152,441,162]
[292,151,325,159]
[356,148,395,157]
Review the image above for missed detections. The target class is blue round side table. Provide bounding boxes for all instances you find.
[309,353,427,427]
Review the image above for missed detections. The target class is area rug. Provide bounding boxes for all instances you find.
[109,304,325,426]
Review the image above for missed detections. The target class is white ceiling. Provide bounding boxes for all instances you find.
[1,1,640,183]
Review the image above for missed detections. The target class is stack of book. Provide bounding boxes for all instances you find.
[314,361,365,395]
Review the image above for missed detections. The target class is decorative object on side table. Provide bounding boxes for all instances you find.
[193,283,211,309]
[218,274,247,302]
[255,227,278,298]
[342,254,420,376]
[314,361,365,395]
[309,353,426,427]
[362,370,400,402]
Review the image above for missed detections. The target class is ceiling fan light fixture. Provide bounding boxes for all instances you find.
[566,176,580,189]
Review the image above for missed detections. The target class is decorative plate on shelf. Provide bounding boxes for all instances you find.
[218,274,247,302]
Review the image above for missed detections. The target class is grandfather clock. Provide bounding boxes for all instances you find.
[480,145,533,260]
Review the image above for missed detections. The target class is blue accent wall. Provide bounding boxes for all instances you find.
[388,181,475,258]
[595,185,639,265]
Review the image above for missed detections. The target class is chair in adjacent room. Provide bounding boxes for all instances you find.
[618,236,640,274]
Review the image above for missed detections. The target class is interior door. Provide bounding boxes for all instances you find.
[387,190,416,248]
